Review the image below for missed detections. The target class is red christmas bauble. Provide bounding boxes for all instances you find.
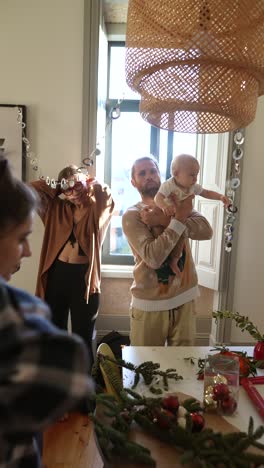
[155,408,176,429]
[221,396,237,415]
[213,383,230,400]
[197,372,204,381]
[162,395,179,414]
[253,341,264,369]
[190,412,205,432]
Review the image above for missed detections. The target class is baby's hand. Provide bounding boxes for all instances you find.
[220,195,230,208]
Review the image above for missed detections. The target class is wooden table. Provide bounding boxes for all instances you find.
[43,346,264,467]
[42,413,104,468]
[122,346,264,439]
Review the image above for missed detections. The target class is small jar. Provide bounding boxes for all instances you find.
[203,354,239,415]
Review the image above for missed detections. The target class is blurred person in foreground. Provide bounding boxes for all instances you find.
[0,157,95,468]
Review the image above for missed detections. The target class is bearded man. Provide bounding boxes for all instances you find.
[122,156,213,346]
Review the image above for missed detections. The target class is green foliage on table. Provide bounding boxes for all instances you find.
[92,353,183,394]
[92,390,264,467]
[212,310,264,342]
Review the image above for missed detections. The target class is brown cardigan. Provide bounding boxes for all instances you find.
[31,179,114,301]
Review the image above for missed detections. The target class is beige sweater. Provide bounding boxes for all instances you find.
[122,202,213,311]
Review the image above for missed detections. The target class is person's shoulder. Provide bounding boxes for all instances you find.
[123,202,142,215]
[166,177,174,183]
[122,203,142,225]
[7,284,38,303]
[4,283,50,316]
[161,177,173,187]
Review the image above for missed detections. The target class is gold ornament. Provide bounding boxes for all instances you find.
[213,374,228,385]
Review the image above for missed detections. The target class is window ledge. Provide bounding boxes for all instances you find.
[101,265,133,279]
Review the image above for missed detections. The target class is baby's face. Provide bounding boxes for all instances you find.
[174,161,200,188]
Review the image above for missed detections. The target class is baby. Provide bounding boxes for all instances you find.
[154,153,229,276]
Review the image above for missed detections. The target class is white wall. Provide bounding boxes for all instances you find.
[0,0,85,293]
[231,96,264,342]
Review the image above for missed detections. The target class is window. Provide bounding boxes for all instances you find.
[102,42,197,265]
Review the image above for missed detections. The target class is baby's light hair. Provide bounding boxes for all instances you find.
[171,154,199,176]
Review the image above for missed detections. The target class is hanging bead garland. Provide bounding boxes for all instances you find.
[16,107,99,189]
[109,98,123,120]
[224,129,244,253]
[17,101,123,188]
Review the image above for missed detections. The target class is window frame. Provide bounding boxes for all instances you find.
[102,41,181,266]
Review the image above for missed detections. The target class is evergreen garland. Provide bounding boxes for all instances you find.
[212,310,264,342]
[91,390,264,467]
[91,352,264,466]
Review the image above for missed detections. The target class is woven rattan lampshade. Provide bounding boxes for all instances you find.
[125,0,264,133]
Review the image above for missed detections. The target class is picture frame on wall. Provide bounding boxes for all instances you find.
[0,104,26,180]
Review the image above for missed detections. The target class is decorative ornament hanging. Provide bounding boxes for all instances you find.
[16,107,101,188]
[125,0,264,133]
[223,128,245,253]
[109,99,123,120]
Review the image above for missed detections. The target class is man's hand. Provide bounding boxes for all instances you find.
[173,194,194,223]
[163,205,176,217]
[140,206,170,227]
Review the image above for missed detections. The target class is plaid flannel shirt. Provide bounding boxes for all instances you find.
[0,278,94,468]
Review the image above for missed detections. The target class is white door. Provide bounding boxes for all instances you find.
[192,133,230,290]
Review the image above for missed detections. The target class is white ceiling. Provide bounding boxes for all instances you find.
[103,0,128,24]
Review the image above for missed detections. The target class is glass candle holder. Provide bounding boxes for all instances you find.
[203,353,239,415]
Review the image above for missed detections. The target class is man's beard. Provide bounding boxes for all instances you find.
[140,185,159,198]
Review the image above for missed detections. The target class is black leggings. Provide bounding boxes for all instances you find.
[45,259,99,369]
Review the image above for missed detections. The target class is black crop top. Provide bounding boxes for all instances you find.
[68,230,86,257]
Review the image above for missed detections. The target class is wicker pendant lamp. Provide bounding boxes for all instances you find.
[125,0,264,133]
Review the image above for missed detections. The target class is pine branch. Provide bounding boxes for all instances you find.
[212,310,264,342]
[91,414,156,465]
[95,353,183,394]
[91,392,264,468]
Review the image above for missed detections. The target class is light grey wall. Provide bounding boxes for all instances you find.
[0,0,85,293]
[231,96,264,342]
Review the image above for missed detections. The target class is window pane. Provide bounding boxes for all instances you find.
[110,112,151,256]
[172,133,197,157]
[159,129,168,182]
[109,46,140,100]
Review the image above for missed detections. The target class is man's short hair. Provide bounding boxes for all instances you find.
[131,155,160,179]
